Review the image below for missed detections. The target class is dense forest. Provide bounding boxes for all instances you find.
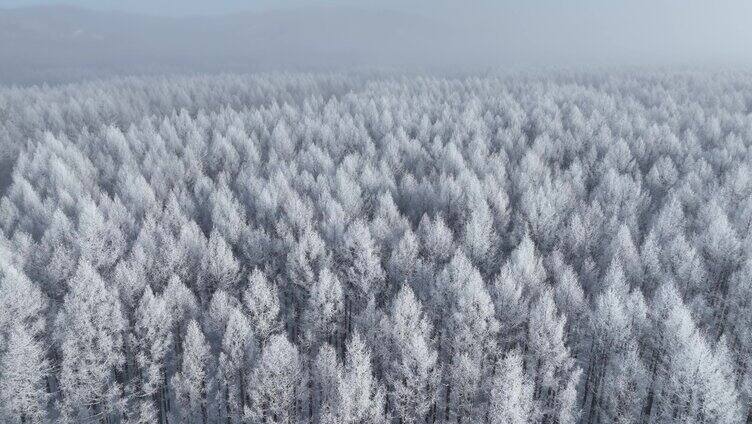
[0,72,751,423]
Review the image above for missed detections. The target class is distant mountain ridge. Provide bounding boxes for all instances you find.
[0,5,464,84]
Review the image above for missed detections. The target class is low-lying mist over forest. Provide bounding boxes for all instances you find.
[1,1,752,424]
[1,1,752,84]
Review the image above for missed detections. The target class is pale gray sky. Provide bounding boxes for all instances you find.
[9,0,750,64]
[1,0,751,84]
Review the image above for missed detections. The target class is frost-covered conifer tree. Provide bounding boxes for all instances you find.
[246,334,301,424]
[0,323,50,424]
[56,261,126,423]
[172,320,212,424]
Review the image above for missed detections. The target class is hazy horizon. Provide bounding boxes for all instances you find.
[1,0,751,85]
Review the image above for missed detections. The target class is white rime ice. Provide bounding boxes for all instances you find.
[0,72,750,423]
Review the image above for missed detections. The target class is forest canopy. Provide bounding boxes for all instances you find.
[0,72,751,423]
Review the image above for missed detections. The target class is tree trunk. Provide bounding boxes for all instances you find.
[225,384,232,424]
[642,351,659,422]
[445,383,451,423]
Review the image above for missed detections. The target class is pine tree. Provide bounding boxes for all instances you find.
[384,286,439,423]
[164,274,199,356]
[246,334,301,424]
[418,213,454,264]
[33,209,79,301]
[200,230,239,302]
[283,225,328,340]
[210,177,246,246]
[646,283,742,424]
[440,251,498,422]
[77,196,126,272]
[172,320,212,424]
[218,308,254,424]
[726,261,752,423]
[487,350,535,424]
[606,224,643,286]
[130,286,173,423]
[526,290,580,424]
[0,323,50,424]
[302,267,344,353]
[386,228,420,291]
[338,219,385,336]
[462,199,497,274]
[492,267,529,351]
[56,260,126,423]
[129,214,179,292]
[0,257,47,348]
[450,353,483,424]
[243,269,281,348]
[499,232,547,298]
[583,286,646,424]
[311,344,343,424]
[340,331,386,424]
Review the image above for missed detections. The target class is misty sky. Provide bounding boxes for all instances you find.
[1,0,751,84]
[2,0,750,63]
[4,0,488,17]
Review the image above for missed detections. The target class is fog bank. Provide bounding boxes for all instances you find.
[1,1,751,84]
